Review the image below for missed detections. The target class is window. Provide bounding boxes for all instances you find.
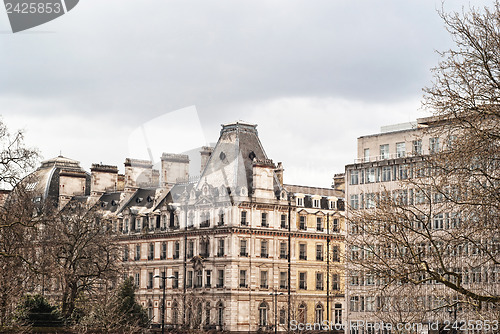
[123,218,129,233]
[316,273,324,290]
[134,272,140,288]
[205,302,211,325]
[429,137,440,153]
[218,209,224,226]
[350,195,359,210]
[396,142,406,158]
[297,197,304,206]
[217,239,225,257]
[200,239,209,257]
[299,272,307,289]
[316,217,323,231]
[122,247,129,261]
[195,270,203,288]
[206,270,212,288]
[363,148,370,162]
[299,244,307,260]
[332,219,339,232]
[298,303,307,323]
[316,244,324,261]
[334,304,342,324]
[173,241,180,259]
[200,211,209,227]
[280,242,287,259]
[332,245,340,262]
[172,271,179,289]
[332,274,339,290]
[313,198,320,208]
[217,302,223,326]
[433,214,444,229]
[350,296,359,312]
[161,242,167,260]
[381,166,391,182]
[315,304,324,324]
[187,271,193,288]
[135,244,141,261]
[380,144,389,159]
[187,240,194,258]
[240,239,248,256]
[217,269,224,288]
[259,302,268,327]
[329,200,336,209]
[260,240,268,258]
[413,139,422,155]
[260,270,268,288]
[299,216,306,230]
[398,164,409,180]
[147,272,153,289]
[261,212,268,227]
[280,214,287,228]
[241,211,248,226]
[280,272,288,289]
[279,308,286,325]
[239,270,247,288]
[148,243,154,260]
[366,168,376,183]
[350,170,359,185]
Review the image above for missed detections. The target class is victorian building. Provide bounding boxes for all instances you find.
[22,121,346,333]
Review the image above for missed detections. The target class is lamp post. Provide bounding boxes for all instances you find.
[154,271,176,334]
[269,291,284,334]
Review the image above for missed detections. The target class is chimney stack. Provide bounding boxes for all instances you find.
[90,164,118,195]
[161,153,190,188]
[200,146,213,174]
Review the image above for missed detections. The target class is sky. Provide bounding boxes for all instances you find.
[0,0,493,188]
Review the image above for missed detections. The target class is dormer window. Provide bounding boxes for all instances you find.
[313,198,320,208]
[329,201,336,210]
[297,197,304,206]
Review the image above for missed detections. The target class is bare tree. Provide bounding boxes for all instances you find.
[348,2,500,324]
[40,199,119,320]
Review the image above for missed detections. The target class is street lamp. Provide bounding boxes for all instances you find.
[269,291,284,334]
[154,271,176,334]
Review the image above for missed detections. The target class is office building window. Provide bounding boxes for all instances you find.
[332,245,340,262]
[413,139,422,155]
[316,273,324,290]
[206,270,211,288]
[261,212,268,227]
[316,244,324,261]
[350,170,359,185]
[316,217,323,231]
[299,216,306,230]
[430,137,440,153]
[135,244,141,261]
[299,272,307,289]
[332,274,339,290]
[147,272,153,289]
[239,270,247,288]
[148,243,154,260]
[280,271,288,289]
[299,244,307,260]
[187,271,193,288]
[173,241,180,259]
[217,239,225,257]
[380,144,389,159]
[260,240,268,258]
[187,240,194,258]
[241,211,248,226]
[217,269,224,288]
[363,148,370,162]
[280,242,287,259]
[396,142,406,158]
[260,270,268,288]
[161,242,167,260]
[281,214,287,228]
[240,239,248,256]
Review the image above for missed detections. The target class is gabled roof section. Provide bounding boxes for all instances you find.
[197,121,269,192]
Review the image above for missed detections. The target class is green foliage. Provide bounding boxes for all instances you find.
[15,294,63,328]
[115,277,150,329]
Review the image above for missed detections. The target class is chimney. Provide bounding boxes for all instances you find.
[252,158,276,199]
[161,153,190,188]
[90,164,118,195]
[200,146,213,175]
[124,158,156,191]
[275,162,284,186]
[333,173,345,193]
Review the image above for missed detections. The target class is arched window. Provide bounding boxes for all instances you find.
[298,303,307,324]
[259,302,268,327]
[172,301,178,325]
[205,302,211,325]
[195,302,202,327]
[217,302,224,327]
[315,303,324,324]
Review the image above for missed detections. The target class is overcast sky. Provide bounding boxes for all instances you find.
[0,0,492,188]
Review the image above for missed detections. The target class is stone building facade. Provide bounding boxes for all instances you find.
[21,121,346,333]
